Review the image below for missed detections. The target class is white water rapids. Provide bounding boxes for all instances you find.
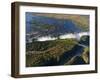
[36,32,89,41]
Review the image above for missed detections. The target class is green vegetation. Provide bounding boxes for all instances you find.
[26,39,78,67]
[31,20,55,30]
[81,47,89,63]
[74,21,89,31]
[32,13,89,31]
[26,39,77,51]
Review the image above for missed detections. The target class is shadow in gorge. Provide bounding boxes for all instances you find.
[58,44,85,65]
[39,44,86,66]
[57,36,89,65]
